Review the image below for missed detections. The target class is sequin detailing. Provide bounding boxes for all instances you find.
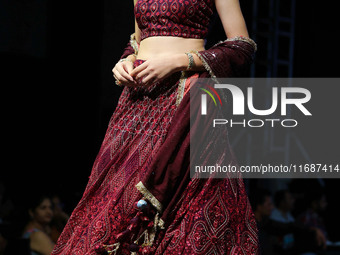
[134,0,214,41]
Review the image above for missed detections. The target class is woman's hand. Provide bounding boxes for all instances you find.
[112,58,138,87]
[129,54,187,88]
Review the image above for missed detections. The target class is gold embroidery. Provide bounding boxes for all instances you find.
[175,71,188,107]
[189,36,257,82]
[101,242,120,255]
[130,33,139,55]
[130,211,165,254]
[226,36,257,52]
[192,50,217,79]
[211,36,257,52]
[135,181,163,213]
[158,217,165,229]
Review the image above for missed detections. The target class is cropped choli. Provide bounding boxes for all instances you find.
[134,0,215,41]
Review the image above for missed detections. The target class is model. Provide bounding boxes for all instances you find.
[52,0,259,254]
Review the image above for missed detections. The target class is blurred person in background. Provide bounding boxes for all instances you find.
[298,189,328,242]
[22,194,55,255]
[50,194,69,243]
[250,188,327,255]
[271,189,296,251]
[297,188,340,255]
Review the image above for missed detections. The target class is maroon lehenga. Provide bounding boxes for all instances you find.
[52,0,259,253]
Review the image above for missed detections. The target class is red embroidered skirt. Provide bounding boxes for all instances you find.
[51,59,259,255]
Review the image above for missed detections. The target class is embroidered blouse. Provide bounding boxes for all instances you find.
[134,0,215,41]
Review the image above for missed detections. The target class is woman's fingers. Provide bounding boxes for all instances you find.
[122,62,135,79]
[130,61,159,86]
[136,69,151,82]
[112,69,128,83]
[130,62,148,78]
[114,59,166,88]
[131,63,161,87]
[112,69,136,87]
[142,74,157,88]
[112,62,138,87]
[116,63,135,82]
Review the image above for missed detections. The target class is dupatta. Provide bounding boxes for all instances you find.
[135,35,257,223]
[104,34,257,254]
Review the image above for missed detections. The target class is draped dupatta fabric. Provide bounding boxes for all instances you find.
[135,35,257,224]
[120,33,140,60]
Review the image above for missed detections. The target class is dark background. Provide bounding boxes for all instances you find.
[1,0,339,242]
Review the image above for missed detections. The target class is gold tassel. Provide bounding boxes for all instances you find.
[104,242,120,255]
[129,211,163,254]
